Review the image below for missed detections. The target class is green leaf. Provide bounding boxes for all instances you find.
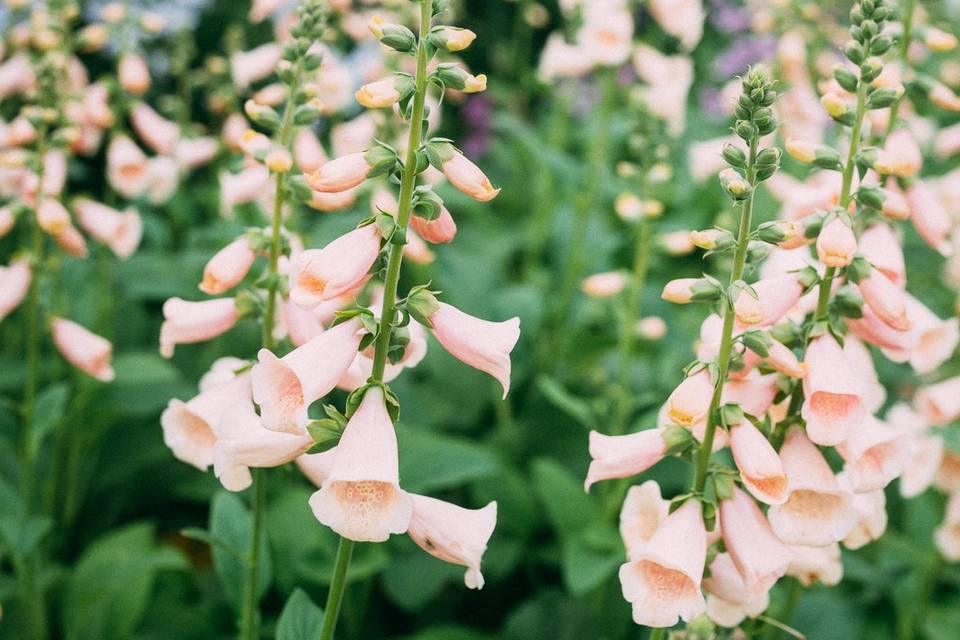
[0,515,52,557]
[276,588,325,640]
[383,550,461,612]
[63,522,186,640]
[210,492,272,609]
[561,527,622,595]
[29,383,69,456]
[536,377,594,428]
[397,427,498,493]
[530,458,597,539]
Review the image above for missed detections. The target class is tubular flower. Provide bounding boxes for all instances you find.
[50,317,115,382]
[159,297,239,358]
[289,225,381,308]
[584,428,668,491]
[407,495,497,589]
[199,237,257,295]
[801,333,865,446]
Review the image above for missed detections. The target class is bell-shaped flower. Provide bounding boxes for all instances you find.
[407,495,497,589]
[703,552,771,628]
[211,401,313,492]
[841,483,887,550]
[847,302,915,362]
[768,428,859,546]
[50,317,114,382]
[618,499,707,628]
[730,422,787,504]
[53,225,88,258]
[159,297,239,358]
[289,225,381,308]
[427,302,520,398]
[220,165,271,217]
[915,376,960,426]
[666,370,713,427]
[935,452,960,493]
[297,449,338,488]
[906,180,953,256]
[130,102,180,155]
[647,0,705,50]
[231,43,282,88]
[935,491,960,560]
[857,268,911,331]
[723,373,779,418]
[294,128,328,174]
[737,274,805,329]
[252,318,364,434]
[0,258,31,322]
[585,428,668,491]
[200,236,257,295]
[107,135,151,199]
[309,388,414,542]
[410,206,458,244]
[801,333,865,446]
[720,486,791,591]
[37,199,70,235]
[859,224,905,286]
[73,198,142,259]
[786,542,843,586]
[118,52,150,96]
[175,137,219,170]
[619,480,669,561]
[905,294,960,375]
[817,217,857,267]
[160,373,251,470]
[438,151,500,202]
[306,152,374,193]
[837,415,911,493]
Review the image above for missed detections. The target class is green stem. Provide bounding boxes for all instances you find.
[239,468,265,640]
[760,578,802,640]
[691,136,759,495]
[813,79,867,324]
[649,628,665,640]
[884,0,916,139]
[319,4,432,639]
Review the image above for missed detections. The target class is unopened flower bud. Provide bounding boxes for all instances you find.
[636,316,667,341]
[265,148,293,173]
[719,168,751,200]
[369,15,416,52]
[690,229,734,251]
[77,24,109,52]
[662,278,721,304]
[821,91,850,119]
[429,26,477,52]
[817,217,858,267]
[581,271,627,299]
[102,1,126,23]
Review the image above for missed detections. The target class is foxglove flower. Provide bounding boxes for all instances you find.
[730,422,787,504]
[619,480,669,561]
[0,258,31,322]
[159,297,239,358]
[289,225,381,307]
[73,198,142,259]
[199,237,257,295]
[584,428,668,491]
[720,486,791,591]
[407,495,497,589]
[50,317,114,382]
[802,333,865,446]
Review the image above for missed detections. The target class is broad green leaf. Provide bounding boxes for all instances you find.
[398,427,498,493]
[276,588,324,640]
[382,550,461,612]
[561,527,622,596]
[0,514,52,557]
[29,383,69,456]
[63,522,186,640]
[536,376,594,428]
[530,458,597,539]
[210,492,272,609]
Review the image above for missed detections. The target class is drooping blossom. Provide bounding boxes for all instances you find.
[73,198,142,259]
[0,258,31,322]
[619,480,669,561]
[159,297,239,358]
[407,495,497,589]
[719,486,791,592]
[199,236,257,295]
[585,428,668,491]
[50,317,115,382]
[729,422,787,504]
[289,224,381,308]
[802,333,865,446]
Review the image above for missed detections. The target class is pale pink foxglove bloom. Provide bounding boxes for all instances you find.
[220,165,271,217]
[249,0,284,23]
[720,486,791,591]
[666,370,713,427]
[786,542,843,586]
[915,376,960,426]
[537,33,591,82]
[297,449,338,488]
[130,102,180,155]
[222,113,249,152]
[661,278,701,304]
[231,43,282,88]
[935,122,960,159]
[355,77,402,109]
[199,357,249,391]
[847,303,914,362]
[619,480,669,561]
[763,340,807,379]
[338,319,427,391]
[159,297,239,358]
[160,373,251,470]
[427,302,520,398]
[857,269,911,331]
[647,0,705,50]
[145,156,180,205]
[107,135,150,199]
[289,225,381,308]
[904,295,960,375]
[50,317,114,382]
[880,185,911,221]
[738,274,805,329]
[306,187,359,213]
[584,428,667,491]
[309,388,414,542]
[732,289,763,326]
[252,318,364,434]
[934,491,960,560]
[82,81,114,129]
[212,402,313,492]
[935,452,960,494]
[906,180,953,256]
[410,206,457,244]
[802,333,865,446]
[408,495,497,589]
[874,129,922,177]
[887,404,943,498]
[859,224,906,286]
[441,152,500,202]
[37,199,70,235]
[200,237,256,295]
[330,114,377,157]
[0,54,36,99]
[0,205,14,238]
[402,230,435,265]
[118,52,150,96]
[41,149,66,196]
[73,198,142,259]
[817,218,857,267]
[293,128,328,174]
[581,271,627,299]
[578,5,633,67]
[843,335,886,413]
[768,428,859,546]
[837,415,911,493]
[704,552,771,628]
[723,373,778,418]
[730,422,787,505]
[53,225,88,258]
[306,153,372,193]
[175,137,219,170]
[841,484,887,550]
[618,499,706,628]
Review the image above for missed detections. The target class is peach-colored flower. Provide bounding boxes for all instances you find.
[906,180,953,256]
[817,217,857,267]
[619,480,669,561]
[441,152,500,202]
[106,135,151,199]
[199,357,249,392]
[837,415,911,493]
[847,302,915,361]
[859,224,905,286]
[408,495,497,589]
[935,452,960,493]
[307,153,372,193]
[293,128,328,174]
[730,422,787,505]
[50,317,114,382]
[802,333,865,446]
[874,129,922,177]
[175,137,219,170]
[719,486,791,593]
[159,297,239,358]
[768,428,859,546]
[581,271,628,299]
[428,302,520,398]
[648,0,705,50]
[220,165,271,217]
[916,376,960,426]
[763,340,807,379]
[584,428,667,491]
[661,278,700,304]
[857,268,911,331]
[305,187,358,212]
[118,52,150,95]
[0,206,15,239]
[73,198,142,259]
[130,102,180,155]
[338,317,427,391]
[618,499,707,627]
[249,0,284,22]
[309,388,414,542]
[579,5,633,67]
[410,206,457,244]
[37,199,70,235]
[356,77,403,109]
[786,542,843,586]
[841,484,887,550]
[212,401,313,492]
[289,225,381,308]
[251,318,364,434]
[231,43,282,88]
[296,449,338,488]
[53,225,88,258]
[199,237,256,295]
[160,373,251,470]
[739,274,806,329]
[704,552,771,628]
[905,295,960,375]
[935,491,960,560]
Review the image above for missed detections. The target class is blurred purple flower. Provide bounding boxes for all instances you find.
[461,95,493,158]
[709,0,752,33]
[713,35,777,77]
